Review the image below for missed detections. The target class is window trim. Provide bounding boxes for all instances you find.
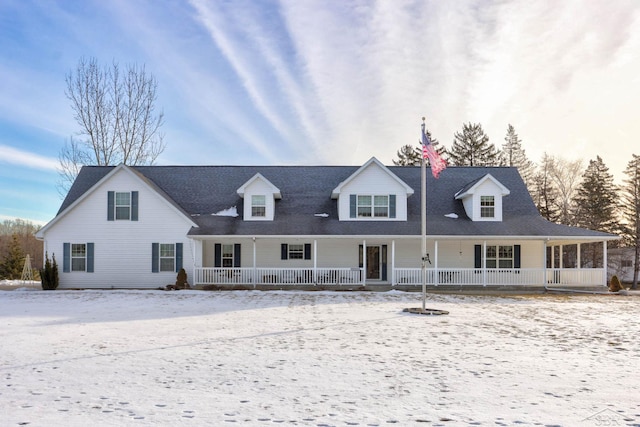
[480,195,495,218]
[71,243,87,272]
[251,194,266,218]
[115,191,132,220]
[159,243,176,272]
[356,194,390,218]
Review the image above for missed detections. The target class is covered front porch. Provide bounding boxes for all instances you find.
[190,237,609,290]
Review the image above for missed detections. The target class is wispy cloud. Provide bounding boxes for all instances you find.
[0,145,58,171]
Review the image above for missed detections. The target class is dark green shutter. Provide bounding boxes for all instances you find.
[152,243,159,273]
[474,245,482,268]
[389,195,396,218]
[358,245,363,268]
[176,243,183,272]
[281,244,288,260]
[87,243,94,273]
[350,194,357,218]
[514,245,521,269]
[233,244,241,267]
[131,191,139,221]
[107,191,115,221]
[214,244,222,267]
[304,243,311,260]
[381,245,388,281]
[63,243,70,273]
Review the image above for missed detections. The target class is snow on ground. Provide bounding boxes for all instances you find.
[0,288,638,427]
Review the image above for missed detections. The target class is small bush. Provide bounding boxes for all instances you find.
[40,252,59,290]
[175,268,190,290]
[609,275,622,292]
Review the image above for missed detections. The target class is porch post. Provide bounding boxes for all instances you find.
[434,240,439,286]
[543,241,547,286]
[577,243,581,269]
[252,237,257,286]
[391,240,396,286]
[314,239,317,284]
[483,240,487,286]
[603,240,608,286]
[362,239,367,285]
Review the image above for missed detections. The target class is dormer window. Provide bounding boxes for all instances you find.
[357,195,391,218]
[480,196,495,218]
[351,194,396,219]
[251,195,266,217]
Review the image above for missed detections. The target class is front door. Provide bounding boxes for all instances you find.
[359,244,387,281]
[367,246,380,280]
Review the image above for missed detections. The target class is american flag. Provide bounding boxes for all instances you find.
[421,124,447,178]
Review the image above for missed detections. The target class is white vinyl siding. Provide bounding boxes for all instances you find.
[43,167,194,289]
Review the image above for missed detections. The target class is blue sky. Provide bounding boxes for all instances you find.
[1,0,640,225]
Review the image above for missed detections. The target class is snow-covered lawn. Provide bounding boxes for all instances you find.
[1,287,638,426]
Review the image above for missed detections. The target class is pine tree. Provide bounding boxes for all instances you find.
[572,156,616,270]
[621,154,640,288]
[573,156,618,233]
[531,153,560,222]
[393,129,444,166]
[0,234,25,280]
[448,122,498,166]
[393,144,421,166]
[500,124,536,190]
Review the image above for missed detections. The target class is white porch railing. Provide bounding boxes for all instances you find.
[393,268,605,287]
[193,267,605,287]
[194,267,363,286]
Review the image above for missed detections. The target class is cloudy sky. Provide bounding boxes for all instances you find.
[1,0,639,224]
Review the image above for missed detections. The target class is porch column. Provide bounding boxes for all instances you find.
[252,237,257,285]
[543,241,547,285]
[434,240,439,286]
[362,240,367,285]
[314,240,317,284]
[391,240,395,286]
[577,243,581,269]
[483,240,487,287]
[603,240,608,286]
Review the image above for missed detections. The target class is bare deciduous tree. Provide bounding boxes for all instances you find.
[58,57,165,195]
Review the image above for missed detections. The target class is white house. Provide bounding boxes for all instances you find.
[36,157,618,290]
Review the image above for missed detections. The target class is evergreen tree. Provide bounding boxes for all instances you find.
[393,129,445,166]
[393,144,421,166]
[531,153,560,222]
[621,154,640,288]
[448,122,498,166]
[573,156,618,233]
[0,234,25,280]
[500,124,536,190]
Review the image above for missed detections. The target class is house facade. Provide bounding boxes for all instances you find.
[36,158,618,290]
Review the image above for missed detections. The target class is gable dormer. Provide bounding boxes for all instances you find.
[237,173,281,221]
[331,157,414,221]
[455,173,510,221]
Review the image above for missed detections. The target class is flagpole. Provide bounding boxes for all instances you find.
[421,118,427,311]
[403,117,448,316]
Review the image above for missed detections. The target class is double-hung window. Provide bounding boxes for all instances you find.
[486,245,513,268]
[480,196,495,218]
[357,195,390,218]
[159,244,175,272]
[63,242,94,273]
[222,244,235,267]
[71,243,87,272]
[108,191,138,221]
[251,195,266,217]
[115,192,132,220]
[288,244,304,259]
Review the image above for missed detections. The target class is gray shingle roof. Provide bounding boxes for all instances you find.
[59,164,616,239]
